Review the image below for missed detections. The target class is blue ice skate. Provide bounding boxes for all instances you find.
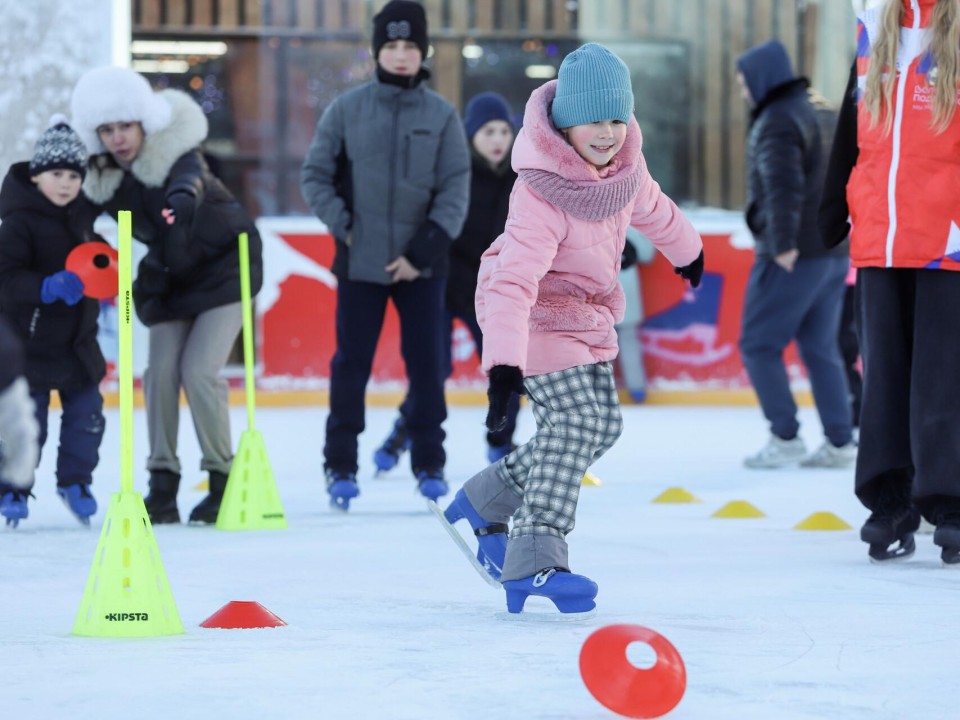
[503,568,598,617]
[57,483,98,525]
[486,441,515,464]
[0,489,29,528]
[416,469,448,502]
[443,488,507,581]
[373,417,411,474]
[326,470,359,511]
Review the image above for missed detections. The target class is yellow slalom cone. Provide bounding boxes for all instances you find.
[582,470,602,487]
[216,233,287,531]
[73,211,183,637]
[72,494,184,637]
[711,500,766,518]
[193,479,209,491]
[794,511,852,531]
[652,487,702,504]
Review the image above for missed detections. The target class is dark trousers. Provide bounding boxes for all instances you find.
[855,268,960,520]
[838,283,862,428]
[739,255,852,446]
[31,384,105,487]
[325,276,447,474]
[429,307,520,447]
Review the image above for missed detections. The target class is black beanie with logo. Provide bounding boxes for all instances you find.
[372,1,429,60]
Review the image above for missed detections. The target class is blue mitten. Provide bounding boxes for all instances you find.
[40,270,84,305]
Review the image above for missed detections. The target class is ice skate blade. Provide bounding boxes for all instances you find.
[426,499,501,588]
[495,608,597,623]
[329,497,351,512]
[939,548,960,567]
[867,536,916,563]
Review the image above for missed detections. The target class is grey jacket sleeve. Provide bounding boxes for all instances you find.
[300,99,352,240]
[426,109,471,240]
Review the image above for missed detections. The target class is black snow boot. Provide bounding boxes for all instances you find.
[189,471,228,524]
[860,481,920,562]
[933,513,960,566]
[144,470,181,524]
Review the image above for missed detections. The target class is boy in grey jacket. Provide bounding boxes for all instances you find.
[301,0,470,510]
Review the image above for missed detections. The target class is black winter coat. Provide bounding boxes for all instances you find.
[0,163,106,392]
[745,79,846,260]
[82,89,263,326]
[446,152,517,316]
[818,61,859,249]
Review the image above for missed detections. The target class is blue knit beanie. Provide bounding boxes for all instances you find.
[463,92,514,140]
[551,43,634,129]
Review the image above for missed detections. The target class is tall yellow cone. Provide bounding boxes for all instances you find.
[216,233,286,530]
[73,211,183,637]
[217,429,287,530]
[72,493,184,637]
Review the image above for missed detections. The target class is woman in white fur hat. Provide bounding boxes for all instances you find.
[71,66,263,526]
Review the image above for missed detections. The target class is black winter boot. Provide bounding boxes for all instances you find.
[144,470,181,524]
[189,471,228,524]
[860,480,920,562]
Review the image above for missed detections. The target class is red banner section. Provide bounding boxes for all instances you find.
[234,214,808,392]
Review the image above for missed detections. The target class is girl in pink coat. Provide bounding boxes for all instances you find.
[438,43,704,617]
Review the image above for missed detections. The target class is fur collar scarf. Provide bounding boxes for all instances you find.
[83,89,209,204]
[512,80,643,221]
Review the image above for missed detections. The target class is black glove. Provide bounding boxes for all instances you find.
[674,249,704,288]
[404,220,450,271]
[163,191,196,228]
[133,252,170,296]
[621,238,638,270]
[485,365,524,432]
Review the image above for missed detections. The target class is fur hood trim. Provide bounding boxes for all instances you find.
[83,89,209,203]
[71,66,173,154]
[513,80,643,220]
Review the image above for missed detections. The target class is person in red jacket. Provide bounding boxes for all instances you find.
[847,0,960,564]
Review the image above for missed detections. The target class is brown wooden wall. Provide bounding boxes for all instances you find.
[133,0,830,210]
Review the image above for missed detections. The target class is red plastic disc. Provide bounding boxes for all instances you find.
[579,624,686,718]
[65,242,119,299]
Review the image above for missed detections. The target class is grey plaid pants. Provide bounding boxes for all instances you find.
[463,361,623,581]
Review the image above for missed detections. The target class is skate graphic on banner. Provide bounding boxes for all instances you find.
[640,272,733,366]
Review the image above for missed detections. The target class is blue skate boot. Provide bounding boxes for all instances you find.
[0,488,30,528]
[443,488,507,581]
[416,469,448,502]
[373,417,411,474]
[57,483,98,525]
[486,441,516,464]
[326,469,359,511]
[503,568,598,616]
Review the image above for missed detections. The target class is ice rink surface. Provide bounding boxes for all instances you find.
[3,402,957,720]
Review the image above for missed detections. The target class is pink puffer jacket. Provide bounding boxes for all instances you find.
[476,80,702,376]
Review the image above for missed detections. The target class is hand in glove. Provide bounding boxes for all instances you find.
[674,249,704,288]
[40,270,85,305]
[485,365,525,432]
[161,191,196,228]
